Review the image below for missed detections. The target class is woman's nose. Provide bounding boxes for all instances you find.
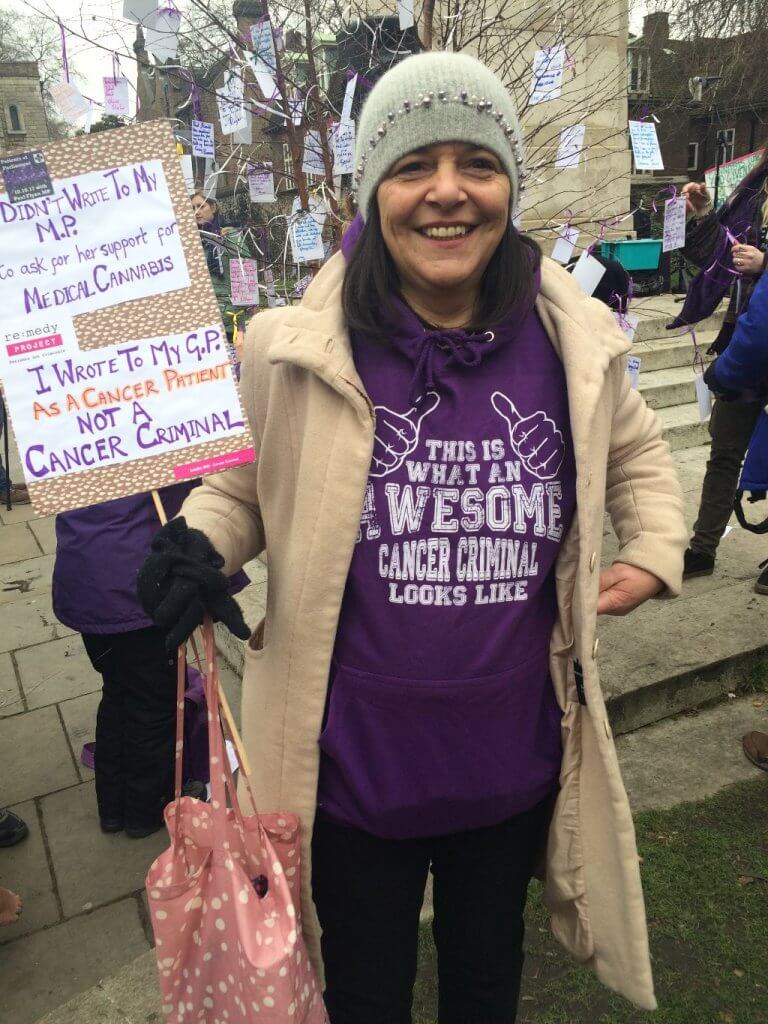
[426,163,465,205]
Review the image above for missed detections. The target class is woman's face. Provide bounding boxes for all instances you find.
[192,196,215,226]
[376,142,511,302]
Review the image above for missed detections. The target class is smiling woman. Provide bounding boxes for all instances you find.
[140,50,688,1024]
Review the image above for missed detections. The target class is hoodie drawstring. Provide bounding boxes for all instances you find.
[409,329,493,406]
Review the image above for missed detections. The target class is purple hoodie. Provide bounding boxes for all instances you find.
[317,246,576,839]
[53,481,248,635]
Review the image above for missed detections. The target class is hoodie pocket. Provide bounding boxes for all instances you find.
[318,652,563,838]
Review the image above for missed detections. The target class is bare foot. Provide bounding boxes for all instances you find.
[0,886,22,925]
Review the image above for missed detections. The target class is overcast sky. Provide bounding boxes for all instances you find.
[9,0,648,128]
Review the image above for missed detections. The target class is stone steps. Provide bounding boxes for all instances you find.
[632,301,721,452]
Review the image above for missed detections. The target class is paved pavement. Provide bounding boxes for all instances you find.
[0,494,241,1024]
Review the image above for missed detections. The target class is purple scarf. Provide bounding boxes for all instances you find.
[669,162,768,329]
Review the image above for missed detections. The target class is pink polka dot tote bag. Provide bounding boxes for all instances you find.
[146,623,328,1024]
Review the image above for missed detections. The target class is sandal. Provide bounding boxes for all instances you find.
[742,731,768,772]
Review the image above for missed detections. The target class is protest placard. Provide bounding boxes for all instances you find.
[103,77,130,117]
[555,125,585,168]
[191,120,215,159]
[704,150,762,206]
[663,195,686,252]
[629,121,664,171]
[248,165,274,202]
[0,121,254,515]
[230,258,259,305]
[530,45,566,104]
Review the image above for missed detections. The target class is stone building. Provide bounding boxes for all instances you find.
[354,0,632,244]
[0,61,52,152]
[628,12,768,187]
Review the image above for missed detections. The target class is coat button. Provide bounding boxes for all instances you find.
[592,637,600,659]
[589,552,597,573]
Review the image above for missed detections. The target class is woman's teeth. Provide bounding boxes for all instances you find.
[422,225,470,239]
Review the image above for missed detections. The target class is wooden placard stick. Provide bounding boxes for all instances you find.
[150,489,252,778]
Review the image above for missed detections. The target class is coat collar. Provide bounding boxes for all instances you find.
[266,252,632,431]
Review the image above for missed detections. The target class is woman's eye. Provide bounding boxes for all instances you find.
[395,161,428,175]
[467,158,497,171]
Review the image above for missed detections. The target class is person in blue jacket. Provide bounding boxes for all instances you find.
[705,272,768,772]
[706,268,768,399]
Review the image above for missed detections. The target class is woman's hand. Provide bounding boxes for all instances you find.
[681,181,712,216]
[731,243,764,276]
[597,562,664,616]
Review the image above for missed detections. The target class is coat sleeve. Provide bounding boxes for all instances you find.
[603,360,687,597]
[176,323,266,577]
[682,210,723,269]
[711,271,768,392]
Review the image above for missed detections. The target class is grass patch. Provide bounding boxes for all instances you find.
[413,778,768,1023]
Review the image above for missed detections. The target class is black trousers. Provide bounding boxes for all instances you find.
[82,626,177,829]
[311,797,551,1024]
[691,397,763,558]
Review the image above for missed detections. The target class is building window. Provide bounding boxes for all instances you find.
[282,141,294,185]
[628,49,651,93]
[6,103,24,133]
[718,128,735,163]
[688,142,699,170]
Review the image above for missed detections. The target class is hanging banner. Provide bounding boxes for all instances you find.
[628,120,664,171]
[662,196,686,252]
[530,45,566,105]
[103,76,131,117]
[230,258,259,305]
[332,121,355,175]
[191,120,215,159]
[122,0,157,22]
[302,130,326,176]
[250,17,277,73]
[704,149,762,207]
[555,125,585,168]
[247,165,274,202]
[0,122,254,515]
[49,81,90,121]
[144,7,181,62]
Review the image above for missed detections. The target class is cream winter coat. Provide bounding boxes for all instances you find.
[180,252,687,1010]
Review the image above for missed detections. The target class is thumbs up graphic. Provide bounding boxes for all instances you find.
[370,392,440,478]
[491,391,565,480]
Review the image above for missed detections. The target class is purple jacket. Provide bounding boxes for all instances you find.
[53,481,248,635]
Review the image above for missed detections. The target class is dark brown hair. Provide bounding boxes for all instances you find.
[342,202,542,336]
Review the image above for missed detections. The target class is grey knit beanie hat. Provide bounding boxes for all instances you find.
[353,51,525,220]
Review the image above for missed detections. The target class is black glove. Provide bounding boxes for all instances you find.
[702,359,739,402]
[137,517,251,651]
